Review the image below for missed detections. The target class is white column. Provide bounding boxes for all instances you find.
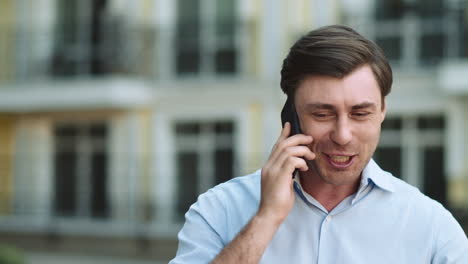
[13,118,52,221]
[445,98,465,179]
[125,0,143,73]
[238,0,254,76]
[237,109,250,175]
[260,0,282,80]
[402,117,421,189]
[464,100,468,173]
[109,115,131,220]
[126,112,140,222]
[109,112,142,222]
[311,0,339,27]
[37,119,53,221]
[15,0,32,79]
[402,14,419,67]
[156,0,175,79]
[32,0,56,77]
[152,111,176,227]
[342,0,375,37]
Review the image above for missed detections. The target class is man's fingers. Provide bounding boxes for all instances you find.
[270,125,313,165]
[280,145,315,161]
[275,134,313,153]
[274,146,315,169]
[275,122,291,147]
[283,156,308,173]
[271,122,291,156]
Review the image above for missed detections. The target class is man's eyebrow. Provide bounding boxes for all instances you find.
[304,103,336,111]
[303,102,377,111]
[351,102,377,110]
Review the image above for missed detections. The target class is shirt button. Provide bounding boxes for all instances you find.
[326,215,332,222]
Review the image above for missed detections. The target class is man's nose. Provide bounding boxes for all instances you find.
[330,117,352,146]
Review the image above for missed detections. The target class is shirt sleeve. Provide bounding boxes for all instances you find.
[431,204,468,264]
[169,189,228,264]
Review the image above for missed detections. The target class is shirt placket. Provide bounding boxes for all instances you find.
[317,213,336,264]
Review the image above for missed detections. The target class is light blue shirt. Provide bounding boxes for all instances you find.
[170,159,468,263]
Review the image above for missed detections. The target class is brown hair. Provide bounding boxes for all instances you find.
[280,25,392,99]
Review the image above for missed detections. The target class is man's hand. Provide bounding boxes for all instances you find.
[258,122,315,223]
[211,123,314,264]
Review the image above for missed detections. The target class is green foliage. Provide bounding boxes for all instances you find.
[0,245,25,264]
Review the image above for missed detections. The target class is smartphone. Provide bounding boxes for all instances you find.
[280,97,302,178]
[281,97,302,136]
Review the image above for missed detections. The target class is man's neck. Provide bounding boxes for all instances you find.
[299,171,361,212]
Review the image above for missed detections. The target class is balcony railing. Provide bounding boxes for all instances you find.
[0,19,254,84]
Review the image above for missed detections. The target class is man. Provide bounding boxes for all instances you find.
[169,25,468,263]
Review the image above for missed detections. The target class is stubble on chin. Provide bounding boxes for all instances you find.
[304,156,370,187]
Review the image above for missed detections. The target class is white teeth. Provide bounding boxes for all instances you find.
[330,155,351,163]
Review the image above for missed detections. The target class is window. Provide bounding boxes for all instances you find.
[376,36,402,61]
[374,147,402,178]
[375,0,445,20]
[417,0,444,18]
[375,0,405,20]
[423,146,446,205]
[420,33,444,63]
[175,0,238,76]
[372,0,466,65]
[375,117,403,178]
[375,115,446,205]
[53,122,109,219]
[461,10,468,57]
[174,120,236,220]
[51,0,137,76]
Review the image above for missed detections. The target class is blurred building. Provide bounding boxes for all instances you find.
[342,0,468,218]
[0,0,467,262]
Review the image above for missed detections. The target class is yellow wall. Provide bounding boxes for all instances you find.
[140,0,156,77]
[448,108,468,209]
[0,115,15,214]
[247,102,263,173]
[0,0,15,81]
[449,175,468,209]
[142,0,154,22]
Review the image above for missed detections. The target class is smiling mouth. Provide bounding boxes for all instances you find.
[330,155,351,163]
[324,154,355,168]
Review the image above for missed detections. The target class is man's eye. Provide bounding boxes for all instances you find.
[312,112,334,119]
[353,112,371,118]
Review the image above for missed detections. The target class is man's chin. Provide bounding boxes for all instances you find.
[304,157,368,184]
[315,162,363,186]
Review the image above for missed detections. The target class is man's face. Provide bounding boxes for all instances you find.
[295,65,386,186]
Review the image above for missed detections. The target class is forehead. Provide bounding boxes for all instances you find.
[295,65,382,108]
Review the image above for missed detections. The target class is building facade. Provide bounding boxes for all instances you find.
[0,0,467,262]
[343,0,468,211]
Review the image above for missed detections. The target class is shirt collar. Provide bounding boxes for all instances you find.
[362,159,395,193]
[293,173,329,212]
[293,159,395,213]
[293,158,395,195]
